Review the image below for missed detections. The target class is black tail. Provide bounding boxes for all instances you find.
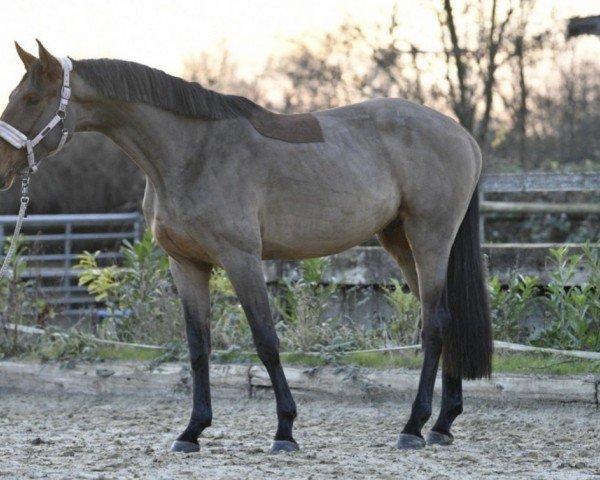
[443,185,493,380]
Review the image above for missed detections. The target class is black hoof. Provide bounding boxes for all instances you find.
[270,440,299,454]
[397,433,426,450]
[426,430,454,446]
[170,440,200,453]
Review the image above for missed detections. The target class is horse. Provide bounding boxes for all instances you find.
[0,41,492,454]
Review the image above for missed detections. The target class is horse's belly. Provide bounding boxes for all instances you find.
[260,194,398,259]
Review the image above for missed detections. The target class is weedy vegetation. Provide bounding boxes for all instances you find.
[1,234,598,374]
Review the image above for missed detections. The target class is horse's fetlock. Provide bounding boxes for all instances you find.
[449,403,463,417]
[279,408,297,421]
[412,401,432,424]
[191,410,212,429]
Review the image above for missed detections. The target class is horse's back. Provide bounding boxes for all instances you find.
[315,98,481,217]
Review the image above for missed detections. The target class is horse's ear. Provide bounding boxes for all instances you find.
[36,39,62,79]
[15,42,37,71]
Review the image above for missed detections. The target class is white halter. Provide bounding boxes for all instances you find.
[0,57,73,174]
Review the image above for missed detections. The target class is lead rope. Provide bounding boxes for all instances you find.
[0,175,30,280]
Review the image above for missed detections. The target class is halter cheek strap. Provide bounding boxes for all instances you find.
[0,57,73,174]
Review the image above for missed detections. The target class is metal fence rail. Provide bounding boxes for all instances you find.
[0,212,143,312]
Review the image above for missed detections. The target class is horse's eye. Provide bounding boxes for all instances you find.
[25,96,41,106]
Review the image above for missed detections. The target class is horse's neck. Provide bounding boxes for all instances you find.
[76,100,211,192]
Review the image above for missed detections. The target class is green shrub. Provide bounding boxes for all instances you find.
[488,274,537,343]
[76,234,248,350]
[66,236,598,357]
[0,236,54,357]
[382,279,420,345]
[272,258,380,356]
[76,231,184,345]
[274,258,341,352]
[533,244,600,351]
[210,267,249,350]
[35,327,99,363]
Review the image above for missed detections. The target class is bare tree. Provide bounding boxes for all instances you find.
[499,0,549,168]
[269,10,434,113]
[182,45,265,103]
[529,58,600,167]
[268,29,358,112]
[438,0,517,146]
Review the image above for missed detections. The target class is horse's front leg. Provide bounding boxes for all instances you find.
[221,250,298,454]
[169,258,213,453]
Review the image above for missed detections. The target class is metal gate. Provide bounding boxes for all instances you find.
[0,212,143,314]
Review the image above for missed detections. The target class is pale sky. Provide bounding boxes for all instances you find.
[1,0,598,109]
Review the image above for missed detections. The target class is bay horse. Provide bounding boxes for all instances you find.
[0,41,492,453]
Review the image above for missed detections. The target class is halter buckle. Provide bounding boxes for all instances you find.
[20,175,30,206]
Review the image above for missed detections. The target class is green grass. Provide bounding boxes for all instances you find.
[95,345,164,362]
[223,349,599,376]
[27,342,165,363]
[26,342,599,376]
[491,351,600,375]
[278,350,600,375]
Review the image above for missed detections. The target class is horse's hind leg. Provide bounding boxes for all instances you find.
[396,216,455,450]
[427,371,462,445]
[169,259,213,453]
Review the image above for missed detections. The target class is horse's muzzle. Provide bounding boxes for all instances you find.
[0,172,15,191]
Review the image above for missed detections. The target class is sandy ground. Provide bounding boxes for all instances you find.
[0,387,598,480]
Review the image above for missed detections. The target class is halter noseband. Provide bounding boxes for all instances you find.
[0,57,73,174]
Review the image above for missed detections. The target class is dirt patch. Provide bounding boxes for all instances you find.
[0,387,598,479]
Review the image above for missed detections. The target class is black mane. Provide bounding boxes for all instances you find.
[73,58,257,120]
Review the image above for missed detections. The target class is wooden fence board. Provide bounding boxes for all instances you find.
[481,172,600,192]
[1,361,596,404]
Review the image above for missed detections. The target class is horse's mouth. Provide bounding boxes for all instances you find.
[0,173,16,191]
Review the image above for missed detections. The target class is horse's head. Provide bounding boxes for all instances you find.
[0,41,75,190]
